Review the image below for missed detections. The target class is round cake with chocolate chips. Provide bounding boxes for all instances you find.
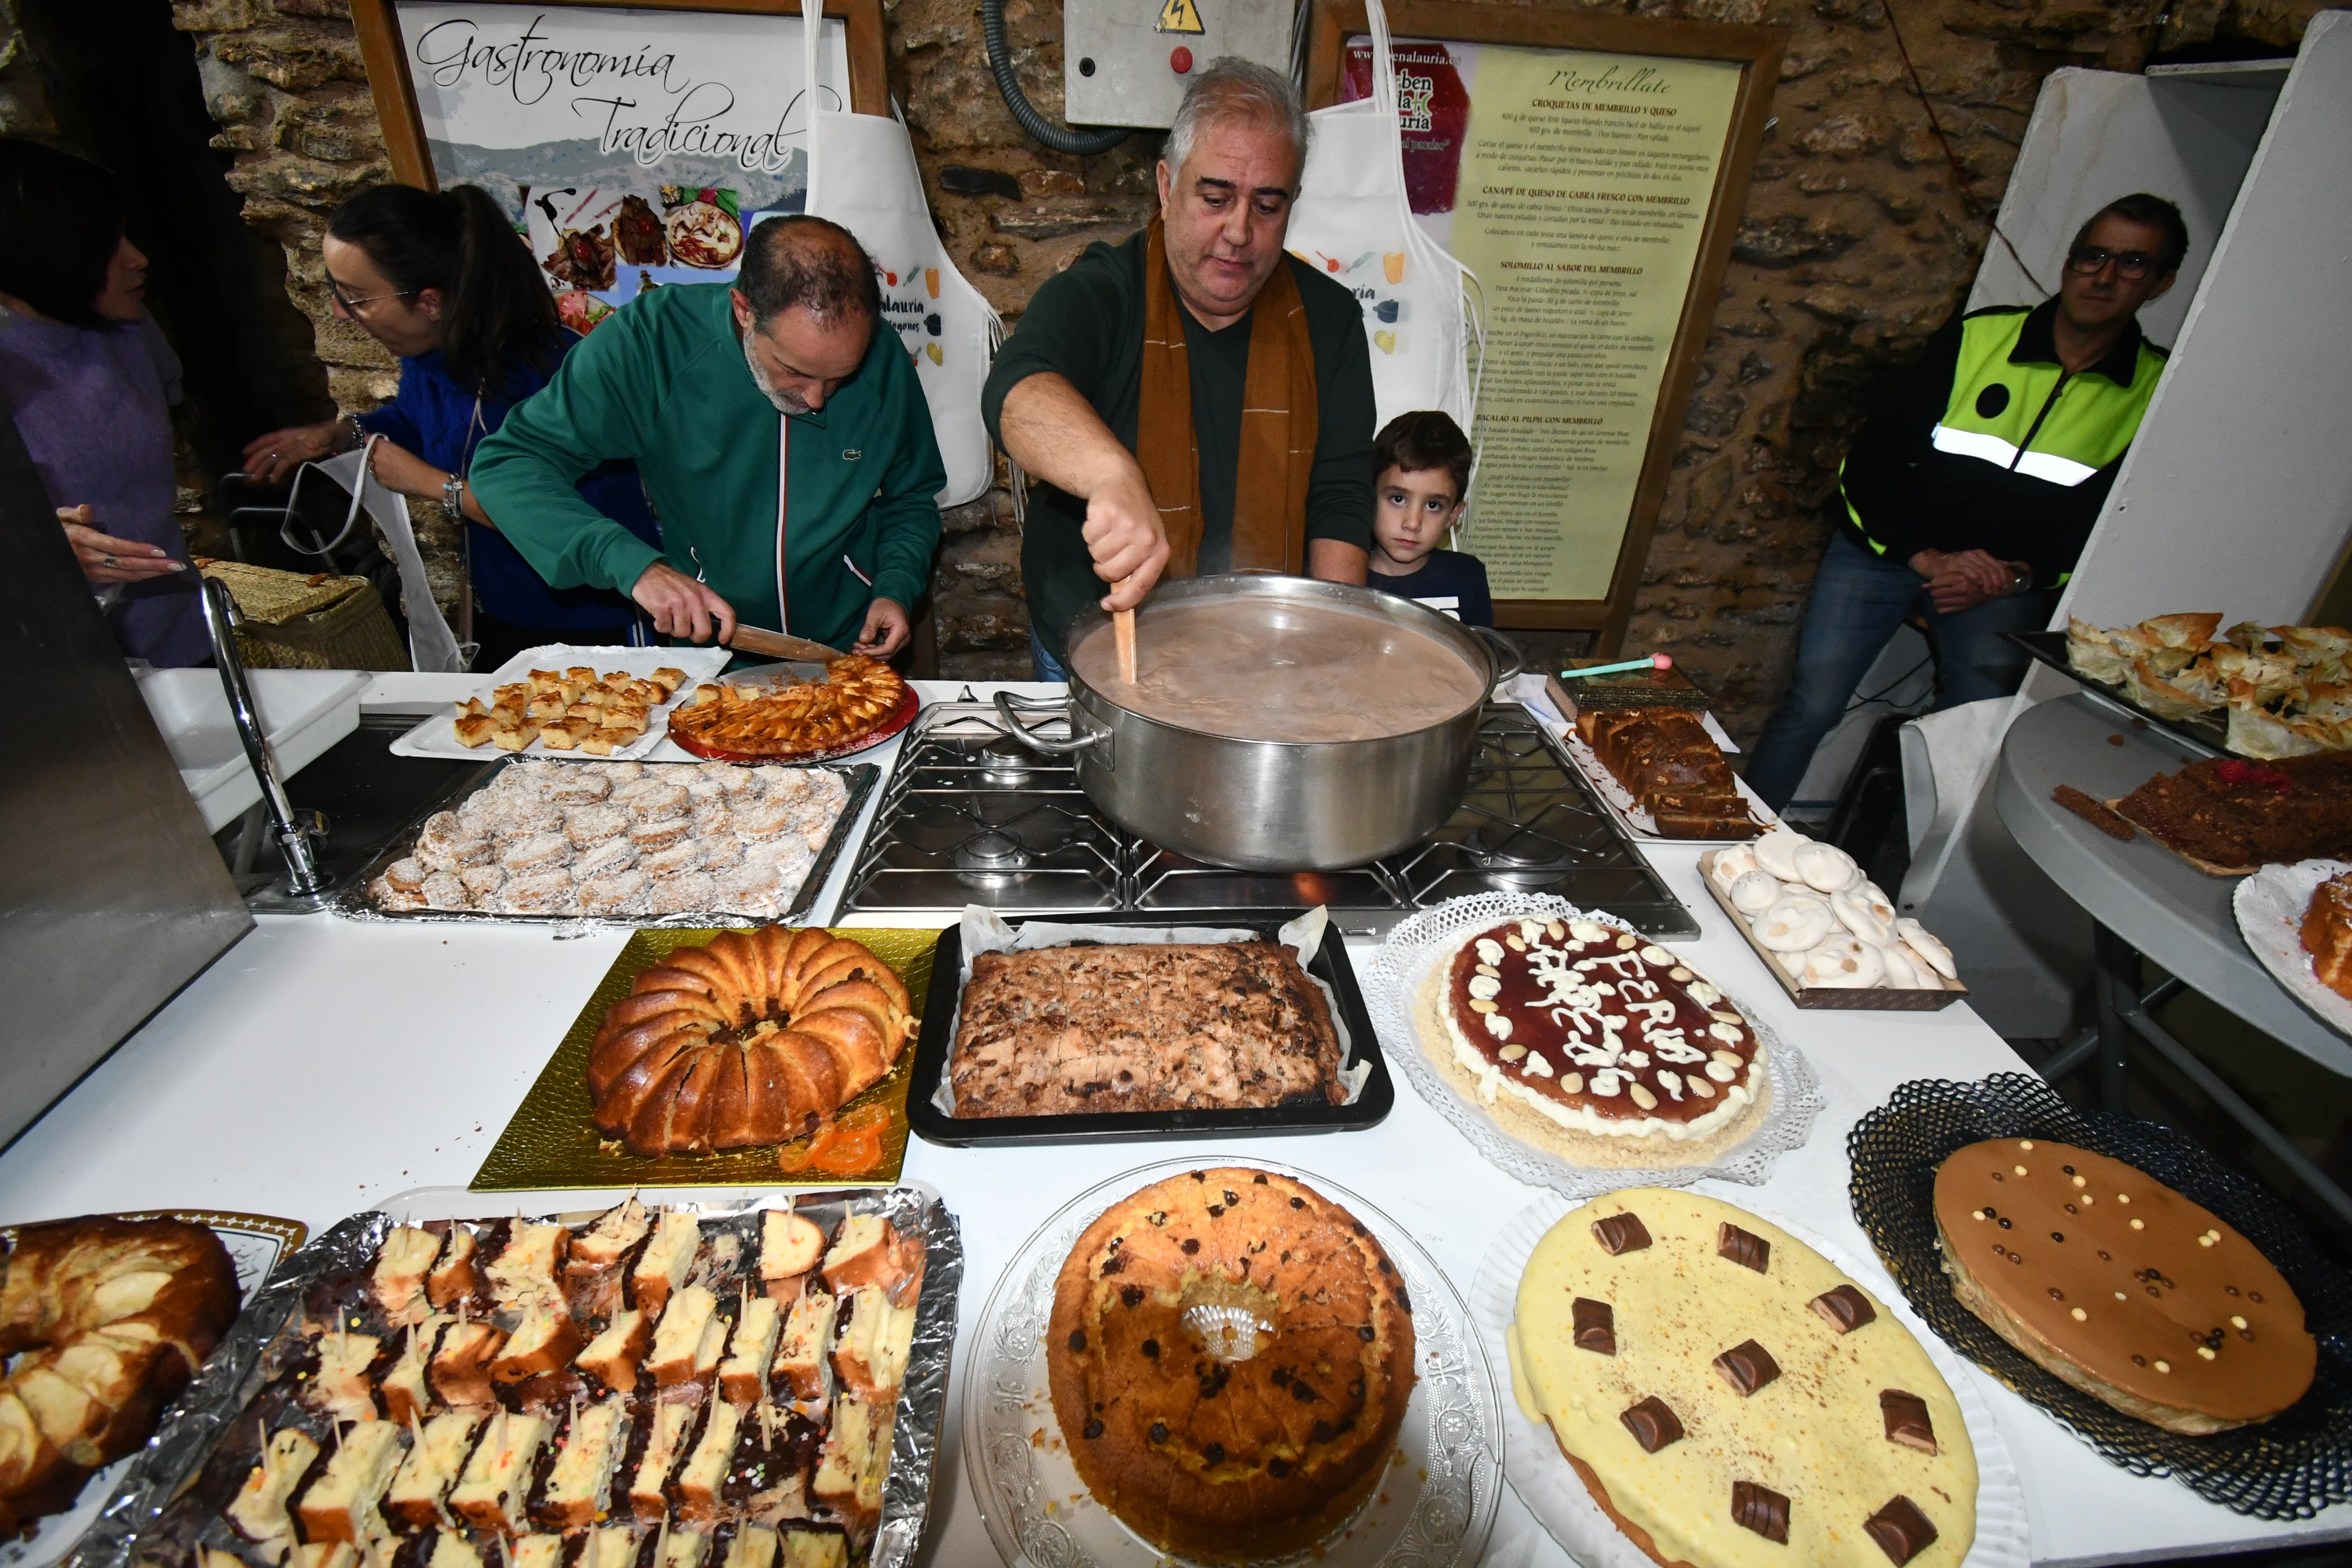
[1509,1189,1976,1568]
[1046,1167,1416,1561]
[1934,1138,2316,1434]
[1418,915,1768,1167]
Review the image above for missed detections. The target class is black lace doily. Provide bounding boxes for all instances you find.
[1847,1073,2352,1518]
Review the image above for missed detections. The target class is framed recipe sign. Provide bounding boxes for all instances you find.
[350,0,887,328]
[1306,0,1782,643]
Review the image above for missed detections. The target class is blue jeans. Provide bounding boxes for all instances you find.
[1745,530,2054,810]
[1030,629,1069,683]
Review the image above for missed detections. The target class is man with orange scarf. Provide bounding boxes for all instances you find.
[983,59,1377,679]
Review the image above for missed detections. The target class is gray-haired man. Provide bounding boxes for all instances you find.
[981,59,1376,676]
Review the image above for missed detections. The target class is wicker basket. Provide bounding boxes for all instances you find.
[198,561,408,672]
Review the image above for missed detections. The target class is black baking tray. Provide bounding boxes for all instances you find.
[2009,630,2233,758]
[905,910,1395,1146]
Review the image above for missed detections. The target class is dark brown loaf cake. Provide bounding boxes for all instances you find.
[1047,1168,1415,1561]
[2111,752,2352,870]
[1577,709,1758,839]
[949,941,1344,1116]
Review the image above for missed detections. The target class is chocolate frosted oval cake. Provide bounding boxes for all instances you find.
[1046,1168,1416,1561]
[1934,1138,2316,1433]
[1426,916,1766,1159]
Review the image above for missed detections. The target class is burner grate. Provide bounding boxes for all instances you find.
[837,700,1696,936]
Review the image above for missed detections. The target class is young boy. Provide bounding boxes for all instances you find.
[1365,410,1493,627]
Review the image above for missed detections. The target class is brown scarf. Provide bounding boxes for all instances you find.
[1136,217,1318,577]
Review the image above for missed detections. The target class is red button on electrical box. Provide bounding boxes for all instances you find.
[1170,46,1193,73]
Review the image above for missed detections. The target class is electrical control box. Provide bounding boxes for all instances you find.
[1062,0,1295,130]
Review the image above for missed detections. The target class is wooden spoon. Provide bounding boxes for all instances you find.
[1115,604,1137,684]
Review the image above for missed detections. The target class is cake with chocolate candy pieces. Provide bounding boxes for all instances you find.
[1418,915,1769,1167]
[1934,1138,2315,1433]
[1508,1188,1975,1568]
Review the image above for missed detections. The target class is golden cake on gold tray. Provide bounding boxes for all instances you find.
[668,657,908,760]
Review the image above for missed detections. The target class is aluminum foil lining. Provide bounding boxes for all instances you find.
[933,904,1371,1115]
[332,760,880,930]
[66,1189,963,1568]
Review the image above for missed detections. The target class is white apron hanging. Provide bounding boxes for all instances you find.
[1284,0,1482,438]
[800,0,1000,507]
[286,439,466,671]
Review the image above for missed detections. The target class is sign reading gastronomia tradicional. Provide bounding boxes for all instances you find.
[1347,37,1739,602]
[396,1,850,330]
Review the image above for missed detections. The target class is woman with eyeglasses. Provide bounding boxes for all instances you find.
[0,139,206,665]
[243,182,660,669]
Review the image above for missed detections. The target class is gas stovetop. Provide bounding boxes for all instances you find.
[836,698,1698,937]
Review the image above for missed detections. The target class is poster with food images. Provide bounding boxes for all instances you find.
[1343,38,1740,601]
[398,1,849,330]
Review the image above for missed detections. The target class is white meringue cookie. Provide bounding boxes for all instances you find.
[1793,839,1862,893]
[1752,893,1834,952]
[1729,870,1788,916]
[1896,917,1958,979]
[1752,827,1807,882]
[1879,945,1927,989]
[1897,943,1952,989]
[1832,883,1896,946]
[1775,947,1808,978]
[1799,933,1886,988]
[1709,845,1759,891]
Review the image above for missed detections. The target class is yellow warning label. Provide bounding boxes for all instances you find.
[1155,0,1203,34]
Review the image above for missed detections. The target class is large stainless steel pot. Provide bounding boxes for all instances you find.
[993,574,1522,871]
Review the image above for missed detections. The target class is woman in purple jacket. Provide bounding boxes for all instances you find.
[244,184,660,670]
[0,140,204,666]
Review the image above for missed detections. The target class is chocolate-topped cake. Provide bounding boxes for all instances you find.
[1436,916,1765,1148]
[2110,752,2352,871]
[1934,1138,2316,1433]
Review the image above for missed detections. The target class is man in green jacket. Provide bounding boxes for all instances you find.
[472,216,945,657]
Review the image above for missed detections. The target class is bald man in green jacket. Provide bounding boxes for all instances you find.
[472,216,945,657]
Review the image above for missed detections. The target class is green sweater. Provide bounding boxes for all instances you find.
[981,232,1375,660]
[471,282,946,651]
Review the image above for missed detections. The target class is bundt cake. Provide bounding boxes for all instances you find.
[586,926,916,1155]
[1047,1168,1416,1561]
[0,1215,241,1538]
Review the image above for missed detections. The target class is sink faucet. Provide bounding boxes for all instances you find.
[200,576,330,896]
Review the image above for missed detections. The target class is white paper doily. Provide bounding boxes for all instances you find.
[964,1156,1503,1568]
[2233,858,2352,1039]
[1471,1192,2032,1568]
[1363,894,1823,1199]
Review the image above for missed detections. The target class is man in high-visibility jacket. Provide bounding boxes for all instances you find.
[1745,193,2189,810]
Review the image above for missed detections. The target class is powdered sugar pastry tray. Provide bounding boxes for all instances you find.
[1362,893,1823,1199]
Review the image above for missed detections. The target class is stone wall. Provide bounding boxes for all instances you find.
[97,0,2344,707]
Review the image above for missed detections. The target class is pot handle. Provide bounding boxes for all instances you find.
[1467,623,1527,689]
[993,689,1112,761]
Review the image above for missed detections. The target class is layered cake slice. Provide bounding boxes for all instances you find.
[675,1397,744,1520]
[385,1411,483,1527]
[571,1197,652,1271]
[760,1211,825,1303]
[723,1525,779,1568]
[447,1409,550,1531]
[426,1230,486,1311]
[487,1223,571,1315]
[227,1427,320,1563]
[779,1531,847,1568]
[425,1535,482,1568]
[293,1419,404,1546]
[536,1396,629,1529]
[510,1538,565,1568]
[661,1532,710,1568]
[489,1304,585,1386]
[772,1295,837,1404]
[578,1308,653,1393]
[627,1404,697,1519]
[828,1290,915,1398]
[809,1395,888,1533]
[381,1316,448,1426]
[720,1297,782,1405]
[373,1228,444,1327]
[648,1287,728,1388]
[429,1321,506,1410]
[580,1527,640,1568]
[634,1212,701,1313]
[303,1332,381,1426]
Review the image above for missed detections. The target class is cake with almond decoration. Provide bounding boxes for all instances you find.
[1934,1138,2315,1433]
[1416,915,1768,1166]
[1046,1167,1415,1561]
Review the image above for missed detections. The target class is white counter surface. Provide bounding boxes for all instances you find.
[3,678,2344,1567]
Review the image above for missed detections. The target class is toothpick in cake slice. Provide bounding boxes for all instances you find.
[660,1529,710,1568]
[303,1330,382,1427]
[772,1294,837,1405]
[447,1407,550,1532]
[778,1531,847,1568]
[534,1395,630,1529]
[385,1410,483,1528]
[426,1230,487,1312]
[647,1286,728,1388]
[294,1419,404,1547]
[424,1532,483,1568]
[723,1525,779,1568]
[634,1211,702,1314]
[381,1315,449,1426]
[578,1307,653,1394]
[486,1222,571,1316]
[373,1228,446,1328]
[810,1393,889,1534]
[229,1427,321,1563]
[828,1290,916,1399]
[628,1402,698,1520]
[720,1295,783,1405]
[675,1393,744,1522]
[489,1303,585,1386]
[579,1527,639,1568]
[819,1217,910,1300]
[429,1320,507,1410]
[760,1210,825,1304]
